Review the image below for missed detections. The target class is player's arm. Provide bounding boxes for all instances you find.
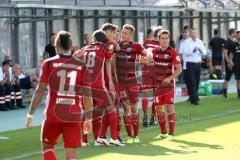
[26,82,47,128]
[111,55,118,83]
[82,86,93,134]
[106,58,116,95]
[163,64,182,84]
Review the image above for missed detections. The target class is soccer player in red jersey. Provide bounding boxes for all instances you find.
[152,30,182,140]
[75,29,124,146]
[115,24,152,143]
[141,26,163,127]
[25,31,93,160]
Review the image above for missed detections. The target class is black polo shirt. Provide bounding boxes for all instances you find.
[225,38,236,56]
[233,42,240,65]
[209,36,226,58]
[44,44,56,58]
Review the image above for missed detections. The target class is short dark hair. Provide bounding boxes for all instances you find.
[101,23,117,32]
[229,28,236,35]
[2,61,9,66]
[55,31,73,51]
[183,25,189,30]
[92,30,108,43]
[214,29,219,35]
[50,32,56,38]
[147,29,153,35]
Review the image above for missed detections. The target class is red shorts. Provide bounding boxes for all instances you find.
[153,86,175,105]
[91,86,114,108]
[117,83,139,104]
[41,120,81,148]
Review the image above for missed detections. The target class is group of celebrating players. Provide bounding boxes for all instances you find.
[25,23,182,160]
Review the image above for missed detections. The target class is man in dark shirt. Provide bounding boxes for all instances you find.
[209,29,226,79]
[223,28,236,98]
[43,33,56,59]
[233,31,240,99]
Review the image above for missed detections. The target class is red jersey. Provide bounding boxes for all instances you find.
[116,42,144,86]
[143,39,160,51]
[40,54,86,122]
[152,47,180,92]
[142,39,160,87]
[77,43,113,88]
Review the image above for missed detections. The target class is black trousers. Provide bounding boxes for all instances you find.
[184,62,201,103]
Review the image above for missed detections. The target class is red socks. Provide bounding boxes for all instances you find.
[109,111,117,140]
[131,114,139,137]
[142,98,149,113]
[157,113,167,134]
[116,113,121,139]
[123,115,132,137]
[92,116,101,140]
[168,113,176,135]
[99,113,109,137]
[43,149,57,160]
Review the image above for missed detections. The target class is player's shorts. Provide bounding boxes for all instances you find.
[41,120,81,148]
[153,86,174,105]
[91,86,114,108]
[225,60,233,81]
[212,55,222,66]
[117,83,139,104]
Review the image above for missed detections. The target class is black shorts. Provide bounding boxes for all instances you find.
[20,76,32,89]
[224,61,233,81]
[212,56,222,66]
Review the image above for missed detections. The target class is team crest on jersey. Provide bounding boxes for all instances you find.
[164,54,169,59]
[176,56,180,62]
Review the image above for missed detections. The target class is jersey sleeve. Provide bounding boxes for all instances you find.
[40,60,50,83]
[135,43,145,55]
[172,50,181,66]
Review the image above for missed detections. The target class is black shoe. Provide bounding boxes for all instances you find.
[149,117,155,126]
[18,105,26,109]
[8,105,17,110]
[142,112,148,128]
[223,93,227,99]
[0,106,10,111]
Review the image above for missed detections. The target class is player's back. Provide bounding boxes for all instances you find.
[77,43,109,88]
[41,54,85,122]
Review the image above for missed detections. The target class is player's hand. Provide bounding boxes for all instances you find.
[83,119,92,135]
[162,77,172,85]
[25,117,33,128]
[109,83,116,98]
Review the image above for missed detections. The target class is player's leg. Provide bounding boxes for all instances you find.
[237,80,240,99]
[62,122,81,160]
[223,62,232,98]
[41,121,62,160]
[0,85,9,111]
[131,102,140,143]
[149,103,157,125]
[166,104,176,140]
[116,105,123,142]
[123,100,133,144]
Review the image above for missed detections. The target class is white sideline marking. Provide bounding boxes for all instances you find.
[4,108,240,160]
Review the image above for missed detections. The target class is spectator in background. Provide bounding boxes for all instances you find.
[208,29,226,79]
[177,25,190,47]
[83,33,93,47]
[177,30,190,84]
[232,31,240,99]
[223,28,236,99]
[0,61,10,111]
[145,28,154,42]
[43,33,56,59]
[179,28,207,105]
